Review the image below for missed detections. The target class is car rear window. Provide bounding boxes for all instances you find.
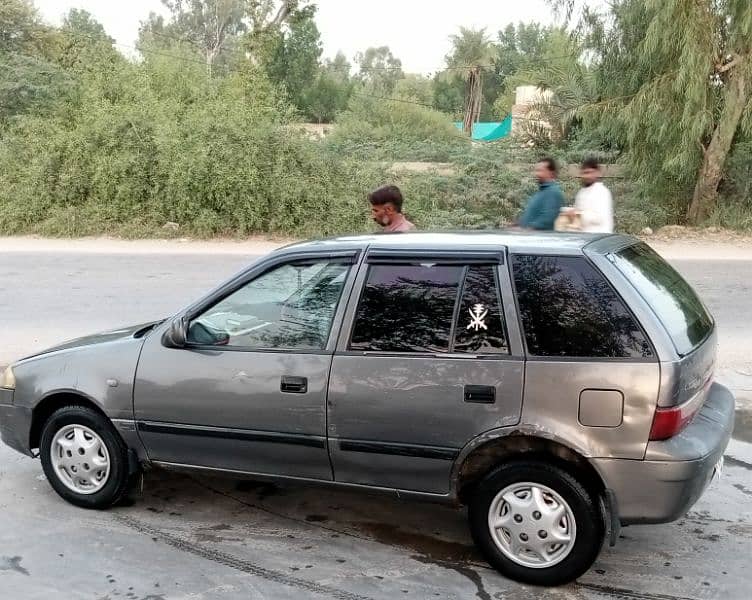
[512,254,653,358]
[610,243,713,356]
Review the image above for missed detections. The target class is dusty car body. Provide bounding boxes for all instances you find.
[0,232,734,585]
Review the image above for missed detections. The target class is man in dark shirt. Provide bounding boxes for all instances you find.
[518,157,564,230]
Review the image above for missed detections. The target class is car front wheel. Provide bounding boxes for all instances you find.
[468,460,605,586]
[40,405,131,509]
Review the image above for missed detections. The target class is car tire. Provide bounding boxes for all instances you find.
[40,405,131,509]
[468,460,605,586]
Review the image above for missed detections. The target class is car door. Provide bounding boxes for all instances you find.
[133,251,358,480]
[327,248,525,494]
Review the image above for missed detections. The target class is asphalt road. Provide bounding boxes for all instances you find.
[1,246,751,599]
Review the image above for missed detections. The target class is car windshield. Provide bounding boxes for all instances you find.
[610,243,713,356]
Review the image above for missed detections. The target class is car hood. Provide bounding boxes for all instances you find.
[19,320,164,362]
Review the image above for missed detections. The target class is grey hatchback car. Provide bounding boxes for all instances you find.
[0,232,734,585]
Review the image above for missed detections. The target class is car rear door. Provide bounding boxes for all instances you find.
[327,248,525,495]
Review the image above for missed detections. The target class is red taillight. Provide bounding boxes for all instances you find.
[650,375,713,441]
[649,402,701,441]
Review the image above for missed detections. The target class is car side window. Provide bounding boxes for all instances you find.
[453,265,508,354]
[349,264,463,353]
[187,259,351,350]
[512,254,653,358]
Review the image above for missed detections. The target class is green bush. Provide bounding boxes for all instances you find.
[0,55,388,238]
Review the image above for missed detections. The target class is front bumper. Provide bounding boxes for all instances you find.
[0,389,33,457]
[593,382,734,525]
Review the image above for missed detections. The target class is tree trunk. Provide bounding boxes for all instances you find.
[687,67,749,224]
[463,68,483,135]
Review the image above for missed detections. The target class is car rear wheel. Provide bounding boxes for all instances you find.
[468,460,605,586]
[40,406,131,509]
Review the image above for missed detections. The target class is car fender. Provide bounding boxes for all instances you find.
[449,423,597,497]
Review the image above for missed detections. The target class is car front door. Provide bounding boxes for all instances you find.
[327,249,525,495]
[133,251,358,480]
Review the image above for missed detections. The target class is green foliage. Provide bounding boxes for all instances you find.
[57,9,123,75]
[0,53,72,121]
[559,0,752,221]
[3,0,752,239]
[0,45,383,238]
[0,0,45,53]
[355,46,403,95]
[264,6,322,111]
[394,74,433,106]
[492,25,582,119]
[329,94,463,150]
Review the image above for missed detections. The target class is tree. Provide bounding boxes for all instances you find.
[300,52,354,123]
[0,53,71,122]
[0,0,41,53]
[395,74,433,105]
[555,0,752,224]
[492,24,585,143]
[0,0,71,123]
[355,46,403,95]
[157,0,248,75]
[302,71,349,123]
[57,9,121,73]
[138,1,309,76]
[264,5,321,111]
[431,73,464,117]
[445,27,496,134]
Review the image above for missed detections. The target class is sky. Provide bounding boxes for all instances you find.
[34,0,559,74]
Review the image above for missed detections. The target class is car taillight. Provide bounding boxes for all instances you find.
[649,377,711,440]
[650,402,702,441]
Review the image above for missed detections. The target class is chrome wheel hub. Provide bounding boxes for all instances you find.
[50,424,110,494]
[487,482,576,568]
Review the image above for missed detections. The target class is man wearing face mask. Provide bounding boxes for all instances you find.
[368,185,416,233]
[569,157,614,233]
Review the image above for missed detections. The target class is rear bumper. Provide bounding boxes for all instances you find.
[0,389,33,457]
[593,382,734,525]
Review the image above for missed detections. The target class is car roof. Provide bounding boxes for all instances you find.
[277,230,636,257]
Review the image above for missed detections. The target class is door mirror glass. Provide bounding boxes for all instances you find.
[163,317,187,348]
[187,321,230,346]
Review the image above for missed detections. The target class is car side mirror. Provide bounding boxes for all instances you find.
[162,317,187,349]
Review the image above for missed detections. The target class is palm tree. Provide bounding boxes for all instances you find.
[446,27,496,135]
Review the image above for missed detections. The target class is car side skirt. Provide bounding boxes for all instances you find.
[151,460,454,504]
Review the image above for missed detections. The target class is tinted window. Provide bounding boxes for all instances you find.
[189,260,350,350]
[611,243,712,356]
[512,255,652,358]
[453,266,508,354]
[350,264,462,353]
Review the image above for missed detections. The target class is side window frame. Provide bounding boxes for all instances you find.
[181,250,361,354]
[336,248,524,358]
[509,252,657,361]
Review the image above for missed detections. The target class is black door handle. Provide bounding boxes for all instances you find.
[281,376,308,394]
[464,385,496,404]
